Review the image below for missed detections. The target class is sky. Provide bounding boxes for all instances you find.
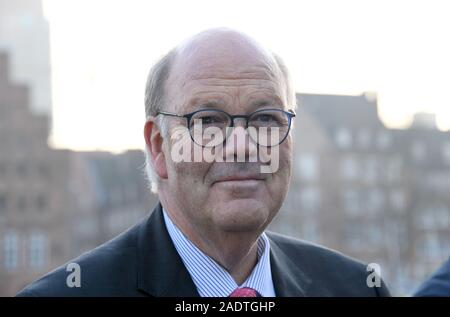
[42,0,450,152]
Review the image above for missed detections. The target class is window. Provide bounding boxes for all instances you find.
[415,207,447,230]
[363,156,378,184]
[3,231,19,271]
[366,188,385,214]
[416,210,433,230]
[367,224,382,246]
[357,129,371,148]
[341,155,359,180]
[335,127,352,148]
[387,157,403,183]
[29,233,47,270]
[377,131,392,150]
[296,153,319,181]
[421,233,442,260]
[343,189,360,215]
[390,189,406,211]
[36,194,47,211]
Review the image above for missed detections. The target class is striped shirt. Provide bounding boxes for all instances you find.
[163,209,276,297]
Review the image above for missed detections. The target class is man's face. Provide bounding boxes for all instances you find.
[159,35,293,236]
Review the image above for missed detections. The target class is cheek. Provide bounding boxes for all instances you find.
[266,142,293,191]
[167,142,212,189]
[164,130,215,199]
[172,162,210,185]
[281,137,294,172]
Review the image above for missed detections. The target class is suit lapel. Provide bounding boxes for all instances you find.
[136,203,199,297]
[135,204,312,297]
[268,234,312,297]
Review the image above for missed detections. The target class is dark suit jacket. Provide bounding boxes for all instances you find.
[17,203,390,297]
[414,257,450,297]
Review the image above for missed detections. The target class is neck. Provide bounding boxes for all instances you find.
[159,196,261,285]
[204,234,259,285]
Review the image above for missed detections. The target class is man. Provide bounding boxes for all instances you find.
[17,28,390,297]
[414,257,450,296]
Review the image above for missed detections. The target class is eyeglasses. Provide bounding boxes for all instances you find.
[157,108,296,147]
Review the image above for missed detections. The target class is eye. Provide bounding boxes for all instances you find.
[200,115,223,125]
[191,110,229,127]
[253,114,278,122]
[251,113,282,125]
[249,110,289,127]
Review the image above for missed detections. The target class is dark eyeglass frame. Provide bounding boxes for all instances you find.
[156,108,296,147]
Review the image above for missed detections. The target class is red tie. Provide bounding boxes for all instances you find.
[228,287,261,297]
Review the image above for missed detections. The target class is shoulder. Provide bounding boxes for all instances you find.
[16,219,144,297]
[267,231,366,269]
[414,257,450,296]
[266,231,391,296]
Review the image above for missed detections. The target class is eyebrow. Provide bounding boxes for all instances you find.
[186,98,226,112]
[186,96,285,113]
[197,101,224,109]
[249,96,285,111]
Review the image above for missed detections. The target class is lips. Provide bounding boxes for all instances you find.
[208,162,266,185]
[213,174,265,184]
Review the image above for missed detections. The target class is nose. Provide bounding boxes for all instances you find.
[223,123,258,162]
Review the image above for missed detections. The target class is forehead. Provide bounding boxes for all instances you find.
[165,36,287,112]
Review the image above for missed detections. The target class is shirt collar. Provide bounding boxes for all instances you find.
[162,208,276,297]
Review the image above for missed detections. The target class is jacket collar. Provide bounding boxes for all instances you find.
[137,203,199,297]
[267,233,312,297]
[136,202,311,297]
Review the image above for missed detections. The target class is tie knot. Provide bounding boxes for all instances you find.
[228,287,261,297]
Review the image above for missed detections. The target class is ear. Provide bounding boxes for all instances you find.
[144,119,168,179]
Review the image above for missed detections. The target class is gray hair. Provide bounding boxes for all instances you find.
[144,48,178,118]
[144,48,177,193]
[143,45,295,194]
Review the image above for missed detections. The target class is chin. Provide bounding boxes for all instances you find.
[212,199,271,233]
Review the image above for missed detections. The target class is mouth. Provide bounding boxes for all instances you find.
[214,174,264,181]
[213,175,265,186]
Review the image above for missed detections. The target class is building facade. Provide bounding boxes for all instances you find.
[0,53,155,296]
[0,0,52,116]
[0,52,73,296]
[270,93,450,295]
